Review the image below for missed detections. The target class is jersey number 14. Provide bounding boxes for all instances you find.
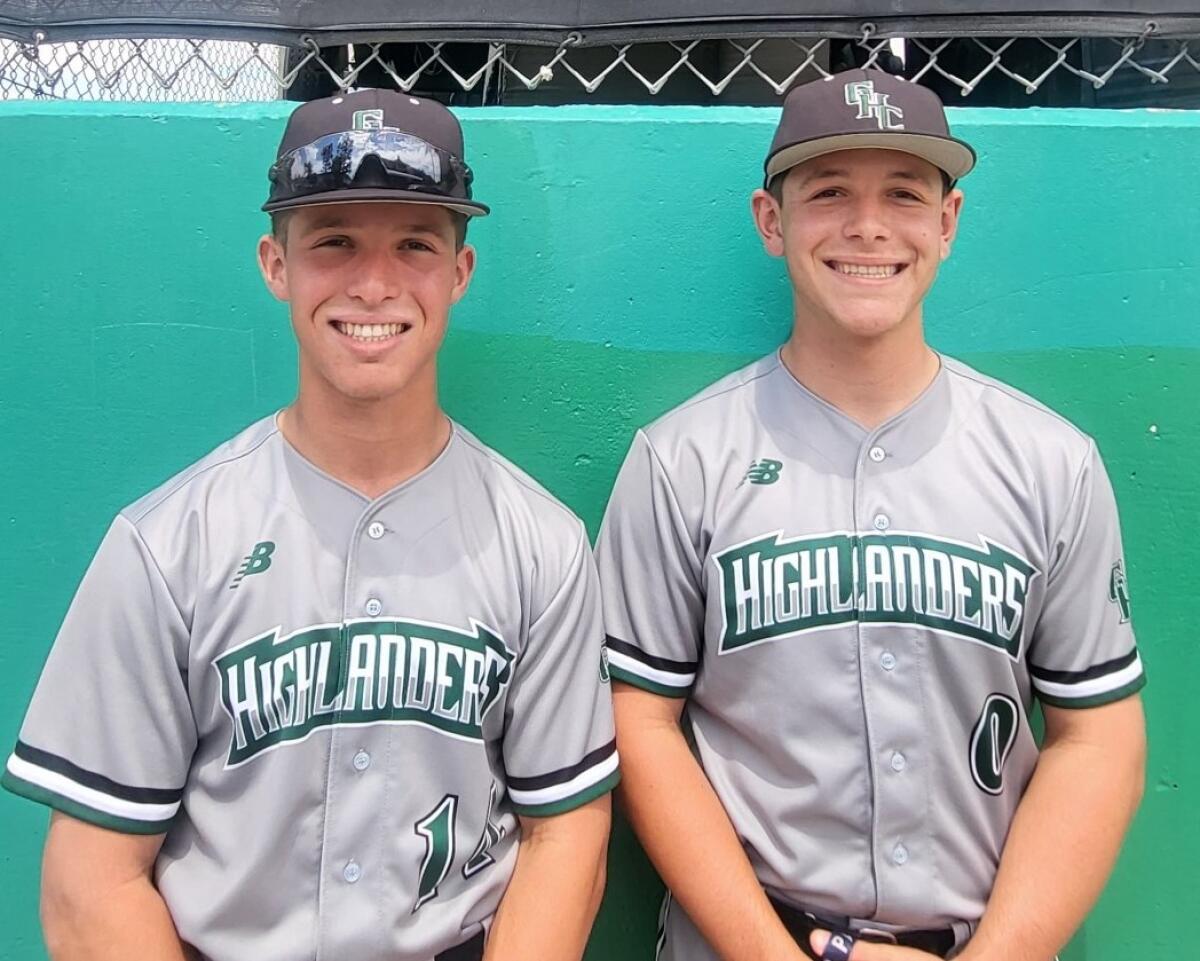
[414,785,506,911]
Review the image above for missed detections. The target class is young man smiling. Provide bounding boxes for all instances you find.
[596,69,1145,961]
[4,90,618,961]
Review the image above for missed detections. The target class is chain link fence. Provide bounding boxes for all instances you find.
[0,38,284,101]
[2,30,1199,106]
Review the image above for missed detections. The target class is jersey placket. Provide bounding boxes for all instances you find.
[854,426,933,922]
[851,432,881,919]
[315,499,397,960]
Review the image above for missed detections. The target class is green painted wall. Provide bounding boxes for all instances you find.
[0,102,1195,959]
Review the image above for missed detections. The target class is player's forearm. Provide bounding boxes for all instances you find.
[960,705,1146,961]
[484,799,611,961]
[41,814,192,961]
[42,875,191,961]
[616,714,804,961]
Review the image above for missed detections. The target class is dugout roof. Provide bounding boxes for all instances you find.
[3,2,1200,44]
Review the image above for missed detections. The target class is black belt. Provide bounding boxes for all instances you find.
[434,930,485,961]
[769,896,956,960]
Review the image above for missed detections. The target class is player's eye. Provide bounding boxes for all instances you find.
[313,235,350,248]
[809,188,843,200]
[401,239,436,253]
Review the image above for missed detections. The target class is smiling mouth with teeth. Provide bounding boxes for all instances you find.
[333,320,412,341]
[827,261,905,279]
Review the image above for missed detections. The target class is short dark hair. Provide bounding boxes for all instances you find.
[766,166,953,205]
[270,208,469,249]
[270,210,292,245]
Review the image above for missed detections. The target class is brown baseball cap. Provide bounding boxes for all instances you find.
[764,69,975,188]
[263,88,488,217]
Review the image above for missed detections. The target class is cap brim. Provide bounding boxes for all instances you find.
[766,132,976,184]
[262,188,489,217]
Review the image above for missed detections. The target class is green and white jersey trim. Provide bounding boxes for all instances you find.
[506,739,619,816]
[1030,648,1145,707]
[3,741,181,833]
[605,636,696,696]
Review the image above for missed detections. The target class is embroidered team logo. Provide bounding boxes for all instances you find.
[1109,560,1131,623]
[352,107,385,131]
[215,618,515,766]
[743,458,783,486]
[714,530,1039,658]
[844,79,905,130]
[229,541,276,590]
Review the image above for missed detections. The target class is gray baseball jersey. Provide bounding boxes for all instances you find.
[594,351,1143,957]
[4,414,618,961]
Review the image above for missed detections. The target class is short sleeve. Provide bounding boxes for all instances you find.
[593,430,705,697]
[2,515,196,834]
[1028,443,1146,708]
[502,523,618,817]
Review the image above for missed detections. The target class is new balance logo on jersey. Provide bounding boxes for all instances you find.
[1109,560,1131,623]
[229,541,276,589]
[743,458,783,486]
[215,618,515,765]
[715,530,1038,657]
[845,79,905,130]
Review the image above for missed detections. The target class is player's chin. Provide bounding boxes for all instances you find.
[331,378,415,404]
[325,361,420,400]
[831,307,911,340]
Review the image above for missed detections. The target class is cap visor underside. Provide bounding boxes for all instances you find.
[766,132,976,183]
[262,188,489,217]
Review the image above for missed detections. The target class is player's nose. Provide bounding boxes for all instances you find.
[840,195,891,243]
[345,247,403,305]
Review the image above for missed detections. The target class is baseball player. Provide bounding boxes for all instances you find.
[596,69,1146,961]
[3,90,618,961]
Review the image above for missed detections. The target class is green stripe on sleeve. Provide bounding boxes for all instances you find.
[610,665,691,698]
[1,768,175,836]
[511,769,621,818]
[1036,672,1146,710]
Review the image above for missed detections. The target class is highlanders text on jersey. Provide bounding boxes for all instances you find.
[594,351,1143,952]
[4,416,618,961]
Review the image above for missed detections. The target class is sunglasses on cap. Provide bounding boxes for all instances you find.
[265,128,476,210]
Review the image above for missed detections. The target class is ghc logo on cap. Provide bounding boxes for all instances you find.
[352,108,385,131]
[845,79,905,131]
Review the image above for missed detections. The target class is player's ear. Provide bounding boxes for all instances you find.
[940,187,964,261]
[257,233,290,302]
[450,243,476,305]
[751,187,786,259]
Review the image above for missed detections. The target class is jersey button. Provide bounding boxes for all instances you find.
[868,446,886,463]
[367,521,386,540]
[353,750,371,772]
[880,652,897,671]
[892,843,909,866]
[364,598,383,617]
[873,513,890,531]
[343,860,362,883]
[890,752,907,772]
